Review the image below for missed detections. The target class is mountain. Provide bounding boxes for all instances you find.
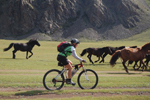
[0,0,150,40]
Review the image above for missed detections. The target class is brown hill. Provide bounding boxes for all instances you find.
[0,0,150,40]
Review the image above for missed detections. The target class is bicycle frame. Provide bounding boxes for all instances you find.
[54,62,87,82]
[43,62,98,90]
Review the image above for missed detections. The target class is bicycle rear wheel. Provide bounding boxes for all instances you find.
[43,69,64,90]
[77,69,98,89]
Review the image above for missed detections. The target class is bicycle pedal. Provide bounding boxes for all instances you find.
[72,83,76,86]
[66,81,76,86]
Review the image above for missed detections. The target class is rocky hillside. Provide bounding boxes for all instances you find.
[0,0,150,40]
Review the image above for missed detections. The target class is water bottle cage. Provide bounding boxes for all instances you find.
[75,65,78,70]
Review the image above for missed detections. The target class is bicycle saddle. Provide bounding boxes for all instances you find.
[58,62,64,67]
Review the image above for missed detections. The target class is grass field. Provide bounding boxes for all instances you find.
[0,30,150,99]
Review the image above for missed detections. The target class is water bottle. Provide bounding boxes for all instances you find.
[72,68,78,77]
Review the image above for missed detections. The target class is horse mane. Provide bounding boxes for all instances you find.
[98,47,109,51]
[141,42,150,50]
[26,39,37,44]
[100,47,108,49]
[107,46,125,50]
[129,46,137,48]
[117,46,125,50]
[80,48,88,56]
[97,47,103,50]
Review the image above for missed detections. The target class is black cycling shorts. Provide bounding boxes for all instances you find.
[57,55,69,65]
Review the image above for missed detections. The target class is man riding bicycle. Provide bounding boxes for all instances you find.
[57,38,86,85]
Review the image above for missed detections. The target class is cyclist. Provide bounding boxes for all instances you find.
[57,38,86,85]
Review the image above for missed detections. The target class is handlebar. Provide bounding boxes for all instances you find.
[80,60,86,63]
[74,61,86,68]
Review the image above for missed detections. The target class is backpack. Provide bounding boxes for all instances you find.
[57,41,71,52]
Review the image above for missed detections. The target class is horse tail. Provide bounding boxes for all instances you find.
[110,50,121,67]
[80,48,88,56]
[3,43,14,51]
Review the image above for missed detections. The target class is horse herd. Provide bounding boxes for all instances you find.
[80,43,150,73]
[3,39,150,73]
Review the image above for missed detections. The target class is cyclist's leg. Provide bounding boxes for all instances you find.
[68,59,73,65]
[65,63,72,79]
[57,55,75,85]
[65,61,76,85]
[57,55,72,79]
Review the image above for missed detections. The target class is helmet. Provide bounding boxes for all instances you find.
[71,38,80,44]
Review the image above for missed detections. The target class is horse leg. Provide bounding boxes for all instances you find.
[145,59,148,66]
[12,50,17,59]
[145,59,149,70]
[142,61,146,71]
[127,61,133,66]
[26,51,28,59]
[95,56,100,63]
[28,51,33,58]
[133,61,138,70]
[142,60,147,71]
[100,53,107,63]
[122,62,129,73]
[137,60,146,71]
[133,64,136,70]
[87,54,94,64]
[147,60,150,70]
[99,56,103,63]
[148,60,150,70]
[136,61,141,70]
[145,55,150,70]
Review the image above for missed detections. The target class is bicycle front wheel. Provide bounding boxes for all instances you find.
[77,69,98,89]
[43,69,64,90]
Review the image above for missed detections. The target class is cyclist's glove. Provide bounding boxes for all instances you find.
[82,60,86,63]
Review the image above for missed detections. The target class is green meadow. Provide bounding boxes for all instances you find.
[0,29,150,99]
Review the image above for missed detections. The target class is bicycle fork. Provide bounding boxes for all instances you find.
[71,66,90,81]
[82,67,89,81]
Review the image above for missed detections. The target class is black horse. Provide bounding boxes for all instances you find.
[80,47,112,64]
[3,39,40,59]
[99,46,125,63]
[145,54,150,67]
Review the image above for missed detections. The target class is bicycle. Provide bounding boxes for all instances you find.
[43,62,98,90]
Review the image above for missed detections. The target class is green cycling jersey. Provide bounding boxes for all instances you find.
[58,46,73,57]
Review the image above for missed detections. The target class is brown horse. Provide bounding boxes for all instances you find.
[128,50,150,70]
[80,47,112,64]
[110,42,150,73]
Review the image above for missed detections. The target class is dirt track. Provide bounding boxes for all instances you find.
[0,70,150,99]
[1,87,150,99]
